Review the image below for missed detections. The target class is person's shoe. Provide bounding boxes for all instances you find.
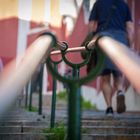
[117,91,126,114]
[105,107,114,117]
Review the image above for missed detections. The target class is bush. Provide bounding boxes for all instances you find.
[57,90,97,110]
[25,106,38,112]
[43,124,66,140]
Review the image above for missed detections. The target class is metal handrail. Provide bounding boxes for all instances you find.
[0,32,57,115]
[46,43,105,140]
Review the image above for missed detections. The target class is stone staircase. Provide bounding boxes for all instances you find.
[82,115,140,140]
[0,106,49,140]
[0,94,140,140]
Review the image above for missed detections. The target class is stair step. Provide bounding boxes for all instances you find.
[82,134,140,140]
[0,133,140,140]
[82,120,140,127]
[1,119,140,128]
[0,121,49,126]
[0,126,46,133]
[0,133,46,140]
[82,126,140,134]
[0,125,140,134]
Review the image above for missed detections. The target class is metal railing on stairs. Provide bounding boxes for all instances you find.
[46,40,105,140]
[1,32,140,140]
[0,32,56,115]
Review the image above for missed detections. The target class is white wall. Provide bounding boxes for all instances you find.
[81,85,140,112]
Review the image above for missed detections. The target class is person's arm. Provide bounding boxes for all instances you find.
[81,20,98,46]
[88,20,98,33]
[126,21,134,48]
[81,1,98,47]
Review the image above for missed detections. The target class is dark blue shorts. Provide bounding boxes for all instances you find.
[101,69,122,77]
[98,30,129,76]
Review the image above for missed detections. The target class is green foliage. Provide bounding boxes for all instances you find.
[57,90,67,100]
[81,96,97,110]
[57,90,97,110]
[43,124,66,140]
[81,127,88,133]
[25,106,38,112]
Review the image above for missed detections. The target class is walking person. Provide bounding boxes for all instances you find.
[87,0,134,116]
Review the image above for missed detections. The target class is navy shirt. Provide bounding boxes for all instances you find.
[89,0,132,32]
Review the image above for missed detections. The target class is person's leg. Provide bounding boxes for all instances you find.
[122,75,130,92]
[101,73,114,115]
[113,73,126,113]
[101,74,113,107]
[113,75,124,92]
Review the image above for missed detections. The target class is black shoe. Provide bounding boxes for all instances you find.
[117,92,126,114]
[105,107,114,117]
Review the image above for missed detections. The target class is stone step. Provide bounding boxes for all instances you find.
[82,119,140,127]
[0,125,140,135]
[0,121,49,126]
[0,116,43,120]
[1,110,140,121]
[0,133,140,140]
[82,126,140,135]
[82,134,140,140]
[1,119,140,128]
[0,133,46,140]
[0,126,46,133]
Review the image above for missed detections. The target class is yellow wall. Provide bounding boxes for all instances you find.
[0,0,18,20]
[50,0,62,27]
[31,0,45,23]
